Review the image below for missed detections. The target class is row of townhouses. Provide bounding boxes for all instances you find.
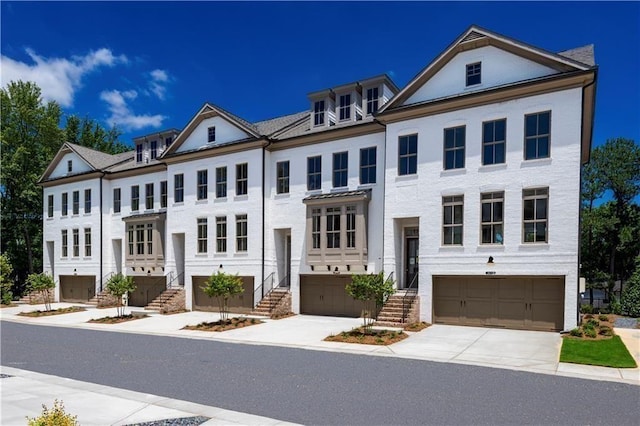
[40,26,597,331]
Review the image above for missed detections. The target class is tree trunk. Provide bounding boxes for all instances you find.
[24,226,34,274]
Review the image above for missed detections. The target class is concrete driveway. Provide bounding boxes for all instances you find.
[390,324,561,374]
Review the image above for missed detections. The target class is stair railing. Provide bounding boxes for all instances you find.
[402,273,418,323]
[254,272,274,308]
[159,271,184,310]
[376,271,394,320]
[98,271,114,293]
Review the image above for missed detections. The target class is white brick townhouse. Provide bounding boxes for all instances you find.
[40,26,596,331]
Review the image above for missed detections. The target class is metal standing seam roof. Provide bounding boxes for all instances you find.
[303,188,371,202]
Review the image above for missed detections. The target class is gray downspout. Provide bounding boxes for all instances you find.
[99,174,104,293]
[261,141,267,299]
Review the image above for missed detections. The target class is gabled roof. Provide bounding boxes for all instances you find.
[161,103,263,157]
[40,142,133,183]
[379,25,596,113]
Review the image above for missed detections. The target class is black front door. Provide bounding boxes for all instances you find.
[405,237,419,289]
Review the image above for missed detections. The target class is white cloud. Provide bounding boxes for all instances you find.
[148,68,170,100]
[100,89,166,131]
[0,48,127,107]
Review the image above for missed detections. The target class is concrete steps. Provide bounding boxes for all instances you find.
[376,292,419,325]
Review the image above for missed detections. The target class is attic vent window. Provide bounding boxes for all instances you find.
[466,62,481,86]
[67,160,73,173]
[208,126,216,143]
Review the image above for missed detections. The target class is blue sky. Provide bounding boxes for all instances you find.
[1,1,638,147]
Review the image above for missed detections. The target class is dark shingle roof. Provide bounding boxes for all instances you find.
[254,111,309,137]
[557,45,596,67]
[67,143,131,169]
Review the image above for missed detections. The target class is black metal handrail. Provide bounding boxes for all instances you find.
[167,271,184,289]
[402,273,418,323]
[254,272,274,308]
[97,271,114,293]
[376,271,394,319]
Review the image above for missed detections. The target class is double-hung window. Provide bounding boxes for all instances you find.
[72,229,80,257]
[311,208,321,249]
[197,218,207,253]
[145,183,154,210]
[359,147,376,184]
[443,195,464,245]
[482,119,506,165]
[346,206,356,248]
[339,94,351,121]
[150,140,157,159]
[136,144,143,162]
[332,152,348,188]
[84,189,91,214]
[160,181,167,208]
[236,214,248,252]
[72,191,79,215]
[314,100,325,126]
[525,111,551,160]
[61,230,68,257]
[276,161,290,194]
[84,228,92,257]
[366,87,379,115]
[307,156,321,191]
[131,185,139,211]
[62,193,68,216]
[197,170,208,200]
[326,207,341,249]
[481,192,504,244]
[208,126,216,143]
[444,126,465,170]
[398,134,418,175]
[236,163,248,196]
[174,174,184,203]
[113,188,121,213]
[216,166,227,198]
[523,188,548,243]
[136,224,145,255]
[216,216,227,253]
[67,160,73,173]
[47,195,54,218]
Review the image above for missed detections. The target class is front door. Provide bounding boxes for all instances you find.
[405,236,419,289]
[285,234,291,287]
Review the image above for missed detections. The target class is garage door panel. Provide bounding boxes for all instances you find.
[300,276,363,317]
[60,275,95,302]
[130,276,166,307]
[434,276,564,331]
[192,276,254,312]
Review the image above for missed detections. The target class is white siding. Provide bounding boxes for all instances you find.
[176,116,251,153]
[49,152,93,179]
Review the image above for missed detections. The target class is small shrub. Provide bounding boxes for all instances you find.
[27,399,78,426]
[584,327,597,338]
[583,313,593,319]
[598,306,611,314]
[598,314,609,322]
[598,326,613,336]
[609,298,622,315]
[26,273,55,311]
[0,253,13,305]
[580,305,593,314]
[105,274,136,317]
[586,319,600,328]
[569,328,583,337]
[620,270,640,317]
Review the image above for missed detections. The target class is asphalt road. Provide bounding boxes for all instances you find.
[2,321,639,425]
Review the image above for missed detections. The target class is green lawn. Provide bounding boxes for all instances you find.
[560,335,637,368]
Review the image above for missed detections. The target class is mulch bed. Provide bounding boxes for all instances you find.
[270,312,296,320]
[88,314,149,324]
[182,317,264,332]
[403,322,430,332]
[325,327,408,345]
[563,314,617,340]
[0,303,18,308]
[17,306,86,317]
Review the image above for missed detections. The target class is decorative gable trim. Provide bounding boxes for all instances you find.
[39,143,96,183]
[161,103,261,157]
[379,25,594,113]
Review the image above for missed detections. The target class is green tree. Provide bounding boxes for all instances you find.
[346,272,395,333]
[1,253,14,305]
[581,138,640,298]
[201,271,244,322]
[620,257,640,317]
[26,272,55,311]
[64,115,129,154]
[105,273,136,317]
[1,82,63,289]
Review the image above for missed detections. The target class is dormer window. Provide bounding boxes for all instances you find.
[208,126,216,143]
[339,94,351,121]
[466,62,481,86]
[136,144,143,163]
[314,101,325,126]
[150,140,157,160]
[165,137,172,148]
[366,87,379,115]
[67,160,73,173]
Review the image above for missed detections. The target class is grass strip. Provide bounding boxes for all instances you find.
[560,335,637,368]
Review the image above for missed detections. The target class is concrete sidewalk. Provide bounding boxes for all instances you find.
[0,366,298,426]
[1,302,639,386]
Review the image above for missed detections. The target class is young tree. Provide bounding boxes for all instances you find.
[26,272,56,311]
[0,253,14,305]
[201,271,244,322]
[620,257,640,317]
[64,115,129,154]
[346,272,395,333]
[105,274,136,317]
